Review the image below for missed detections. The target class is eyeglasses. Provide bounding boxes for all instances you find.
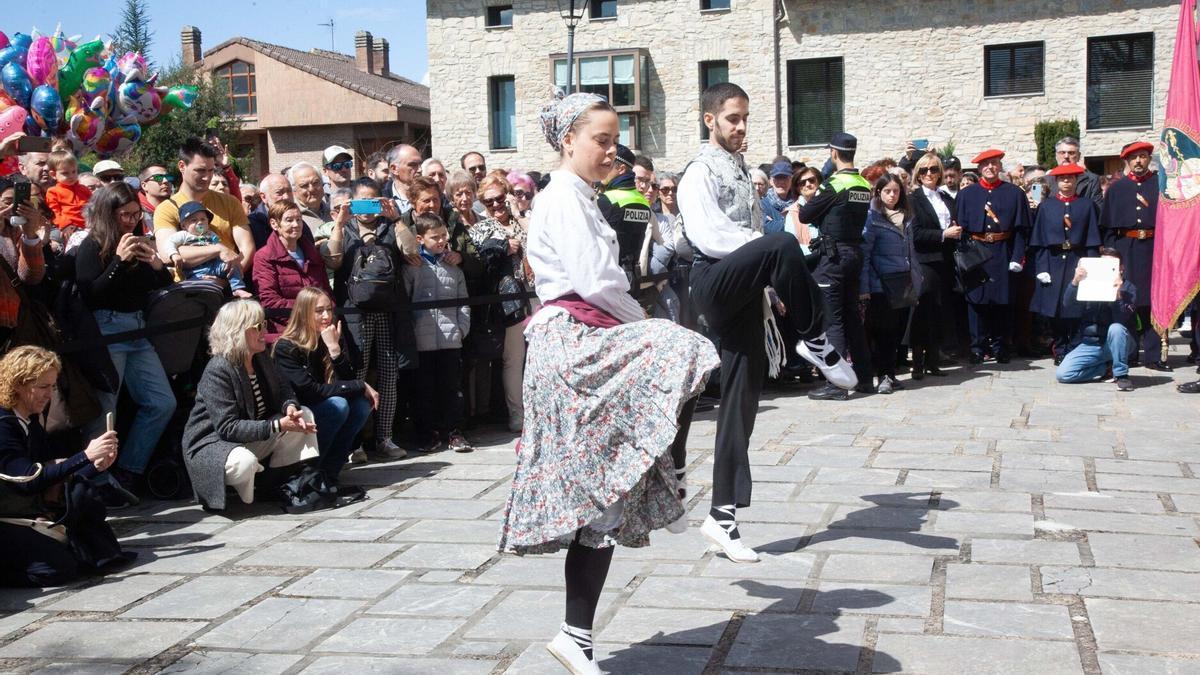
[659,186,676,194]
[650,183,659,190]
[512,190,531,199]
[918,167,942,176]
[146,174,174,185]
[326,160,353,171]
[481,195,506,206]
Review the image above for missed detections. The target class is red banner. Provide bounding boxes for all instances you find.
[1152,0,1200,335]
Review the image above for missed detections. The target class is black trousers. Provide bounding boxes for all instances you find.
[0,522,78,588]
[911,260,945,368]
[967,303,1013,357]
[690,233,822,508]
[812,243,874,385]
[413,348,465,439]
[867,295,910,379]
[1134,306,1165,363]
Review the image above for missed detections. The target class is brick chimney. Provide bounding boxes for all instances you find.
[181,26,202,67]
[373,38,390,77]
[354,31,375,74]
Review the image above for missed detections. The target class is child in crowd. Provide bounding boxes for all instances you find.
[45,150,91,240]
[403,212,472,453]
[163,201,253,298]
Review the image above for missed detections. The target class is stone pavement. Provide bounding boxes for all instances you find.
[1,351,1199,675]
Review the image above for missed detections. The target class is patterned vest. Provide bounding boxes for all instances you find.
[690,144,763,235]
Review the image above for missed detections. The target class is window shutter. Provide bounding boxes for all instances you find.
[787,58,844,146]
[1087,33,1154,130]
[984,43,1044,97]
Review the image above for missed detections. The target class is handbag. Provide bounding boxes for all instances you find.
[879,271,919,309]
[953,238,993,275]
[497,275,530,327]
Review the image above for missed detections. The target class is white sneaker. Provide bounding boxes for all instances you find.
[700,515,760,563]
[797,334,858,390]
[666,475,688,534]
[547,629,601,675]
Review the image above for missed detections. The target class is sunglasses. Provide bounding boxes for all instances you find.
[799,177,819,186]
[918,167,942,176]
[659,186,676,194]
[326,160,353,171]
[481,195,506,206]
[466,165,486,174]
[249,321,266,333]
[146,174,174,185]
[99,173,125,183]
[512,190,531,199]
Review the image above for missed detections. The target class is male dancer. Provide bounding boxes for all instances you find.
[1100,141,1168,370]
[955,149,1030,363]
[680,83,853,563]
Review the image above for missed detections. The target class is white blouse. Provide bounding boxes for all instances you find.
[526,170,645,325]
[923,186,952,230]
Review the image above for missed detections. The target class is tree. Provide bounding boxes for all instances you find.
[1034,119,1080,168]
[110,0,154,66]
[115,60,248,179]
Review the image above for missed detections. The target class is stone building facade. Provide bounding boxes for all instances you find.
[426,0,1176,174]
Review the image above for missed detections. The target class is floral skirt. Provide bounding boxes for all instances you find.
[498,312,719,554]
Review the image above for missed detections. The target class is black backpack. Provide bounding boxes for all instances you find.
[348,237,403,311]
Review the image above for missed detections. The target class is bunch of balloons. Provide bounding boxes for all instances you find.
[0,26,199,158]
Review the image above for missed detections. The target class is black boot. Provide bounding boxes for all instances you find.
[911,349,926,381]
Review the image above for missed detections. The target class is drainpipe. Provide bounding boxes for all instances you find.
[774,0,785,156]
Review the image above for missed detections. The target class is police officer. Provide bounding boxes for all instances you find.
[955,148,1031,363]
[798,132,874,400]
[597,145,653,300]
[1100,141,1169,371]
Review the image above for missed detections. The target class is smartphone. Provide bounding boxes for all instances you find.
[15,136,52,154]
[912,139,929,151]
[1030,183,1044,205]
[105,412,115,433]
[350,199,383,215]
[12,182,29,207]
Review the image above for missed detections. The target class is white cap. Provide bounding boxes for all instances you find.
[322,145,353,165]
[92,159,124,176]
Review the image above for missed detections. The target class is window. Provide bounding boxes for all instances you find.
[591,0,617,19]
[214,60,256,116]
[701,0,731,9]
[618,113,639,149]
[489,76,516,150]
[984,42,1044,97]
[551,49,649,112]
[699,60,729,140]
[787,57,843,146]
[485,5,513,27]
[1087,33,1154,130]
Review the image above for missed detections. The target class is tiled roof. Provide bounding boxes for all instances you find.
[203,37,429,111]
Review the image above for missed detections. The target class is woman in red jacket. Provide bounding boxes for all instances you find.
[252,200,330,341]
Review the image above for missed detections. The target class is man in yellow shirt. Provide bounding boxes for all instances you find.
[154,138,255,274]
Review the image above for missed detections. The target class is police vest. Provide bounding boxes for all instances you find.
[817,171,871,244]
[601,187,652,263]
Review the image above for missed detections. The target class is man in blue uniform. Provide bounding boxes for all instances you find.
[1029,163,1101,363]
[1100,141,1170,371]
[955,149,1031,363]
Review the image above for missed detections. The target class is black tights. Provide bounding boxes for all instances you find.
[564,536,615,629]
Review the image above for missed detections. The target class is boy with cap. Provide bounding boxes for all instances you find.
[1100,141,1169,371]
[955,148,1031,363]
[1029,164,1102,362]
[164,201,253,297]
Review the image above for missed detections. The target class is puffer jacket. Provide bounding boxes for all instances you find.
[860,207,919,295]
[402,252,470,351]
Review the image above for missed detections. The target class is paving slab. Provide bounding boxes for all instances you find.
[383,543,498,570]
[159,651,305,674]
[293,518,401,541]
[820,554,935,584]
[1097,653,1200,675]
[945,564,1033,601]
[0,611,42,640]
[208,520,303,547]
[725,614,870,671]
[628,576,802,612]
[1041,510,1198,536]
[941,600,1075,640]
[316,616,465,655]
[0,620,206,659]
[813,582,933,617]
[122,574,287,619]
[1086,598,1200,654]
[44,574,182,612]
[1042,492,1166,514]
[466,589,617,640]
[235,541,400,568]
[300,656,497,674]
[871,633,1084,674]
[359,497,496,520]
[194,598,362,650]
[1087,533,1200,571]
[369,583,499,617]
[1041,566,1200,601]
[969,538,1082,565]
[279,568,410,599]
[597,607,732,646]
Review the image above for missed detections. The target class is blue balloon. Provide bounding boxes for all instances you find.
[1,61,32,108]
[6,33,30,69]
[30,84,62,133]
[0,46,21,69]
[22,114,39,137]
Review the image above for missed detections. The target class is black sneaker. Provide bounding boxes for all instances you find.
[447,432,473,453]
[1115,376,1134,392]
[808,383,849,401]
[1145,361,1174,372]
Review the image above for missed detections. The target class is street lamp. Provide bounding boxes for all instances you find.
[557,0,590,93]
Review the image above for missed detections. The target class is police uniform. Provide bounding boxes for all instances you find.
[954,148,1031,361]
[1029,164,1101,357]
[1099,141,1165,368]
[596,147,653,295]
[797,133,874,390]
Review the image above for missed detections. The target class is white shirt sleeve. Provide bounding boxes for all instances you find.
[528,181,645,325]
[678,163,761,259]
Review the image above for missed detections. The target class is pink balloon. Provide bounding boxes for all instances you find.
[25,37,57,88]
[0,106,27,140]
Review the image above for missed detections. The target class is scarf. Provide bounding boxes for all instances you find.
[884,207,905,229]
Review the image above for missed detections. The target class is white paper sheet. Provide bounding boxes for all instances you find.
[1076,257,1120,302]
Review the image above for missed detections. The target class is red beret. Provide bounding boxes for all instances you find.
[1120,141,1154,159]
[1047,163,1086,177]
[971,149,1005,164]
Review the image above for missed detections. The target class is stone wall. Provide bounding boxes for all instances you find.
[425,0,1177,173]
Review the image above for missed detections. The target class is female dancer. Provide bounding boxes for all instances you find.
[498,92,719,674]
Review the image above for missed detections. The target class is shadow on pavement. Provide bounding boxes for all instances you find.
[601,580,902,673]
[801,492,961,552]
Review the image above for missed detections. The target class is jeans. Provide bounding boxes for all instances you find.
[187,258,247,292]
[92,310,176,474]
[1056,323,1134,383]
[310,395,373,480]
